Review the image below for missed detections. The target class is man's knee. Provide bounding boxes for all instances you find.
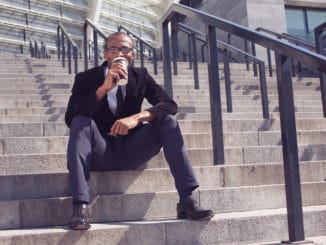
[155,115,179,135]
[70,115,92,127]
[158,115,178,127]
[69,115,95,132]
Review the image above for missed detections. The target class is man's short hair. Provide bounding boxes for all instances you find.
[104,32,134,48]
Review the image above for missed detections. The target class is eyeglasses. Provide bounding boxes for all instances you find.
[105,46,133,54]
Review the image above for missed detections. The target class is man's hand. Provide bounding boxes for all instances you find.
[96,63,128,101]
[110,115,139,136]
[109,111,156,136]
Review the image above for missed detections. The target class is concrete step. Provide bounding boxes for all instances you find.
[0,94,69,101]
[0,104,323,115]
[1,143,326,174]
[0,111,323,123]
[0,181,325,229]
[0,79,321,91]
[179,118,326,133]
[177,112,325,120]
[0,114,65,123]
[1,118,325,138]
[0,100,322,112]
[0,88,321,100]
[0,89,71,95]
[177,105,323,114]
[0,93,323,103]
[0,206,325,244]
[1,130,326,155]
[0,99,323,109]
[2,161,326,199]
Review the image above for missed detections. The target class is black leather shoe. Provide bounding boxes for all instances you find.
[69,203,91,230]
[177,196,214,220]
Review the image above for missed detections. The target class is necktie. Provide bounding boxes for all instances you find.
[115,86,124,116]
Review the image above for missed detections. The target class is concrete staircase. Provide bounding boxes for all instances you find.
[0,54,325,244]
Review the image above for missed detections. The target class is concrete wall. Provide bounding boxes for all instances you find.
[178,0,248,62]
[246,0,287,63]
[177,0,288,64]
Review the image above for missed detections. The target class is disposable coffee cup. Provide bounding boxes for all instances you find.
[112,57,128,86]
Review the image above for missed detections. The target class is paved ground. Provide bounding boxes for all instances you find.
[248,236,326,245]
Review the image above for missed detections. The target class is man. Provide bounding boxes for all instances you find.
[65,32,213,230]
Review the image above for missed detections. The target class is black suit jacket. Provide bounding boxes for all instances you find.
[65,61,178,135]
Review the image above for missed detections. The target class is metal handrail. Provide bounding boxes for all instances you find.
[83,18,108,70]
[177,23,269,118]
[29,39,50,59]
[256,27,316,51]
[315,22,326,116]
[161,3,326,243]
[179,23,262,62]
[118,25,158,74]
[256,27,317,77]
[57,22,79,74]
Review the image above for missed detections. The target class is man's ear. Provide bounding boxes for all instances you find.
[104,50,109,59]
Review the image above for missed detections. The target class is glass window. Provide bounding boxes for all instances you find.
[285,8,306,40]
[286,7,326,42]
[307,9,326,42]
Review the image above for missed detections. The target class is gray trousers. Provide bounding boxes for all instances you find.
[67,115,199,203]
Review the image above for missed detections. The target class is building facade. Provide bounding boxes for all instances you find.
[0,0,324,55]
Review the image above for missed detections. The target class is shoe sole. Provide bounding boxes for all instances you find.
[69,222,91,230]
[177,212,214,220]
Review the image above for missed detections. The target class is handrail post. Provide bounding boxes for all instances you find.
[83,23,88,71]
[162,20,173,98]
[153,49,158,75]
[275,53,305,243]
[227,33,232,61]
[73,46,78,74]
[315,25,326,117]
[223,48,232,112]
[188,34,192,69]
[61,34,65,67]
[57,26,61,59]
[258,61,269,119]
[67,41,72,74]
[244,39,250,71]
[171,23,178,75]
[140,42,144,68]
[251,42,258,76]
[201,43,205,62]
[291,59,296,77]
[29,40,33,58]
[93,30,99,67]
[206,24,225,165]
[34,41,38,59]
[191,33,199,89]
[267,48,273,77]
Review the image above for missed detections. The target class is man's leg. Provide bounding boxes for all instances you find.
[67,115,117,229]
[120,115,213,220]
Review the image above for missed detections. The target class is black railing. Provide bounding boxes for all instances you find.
[256,27,317,77]
[315,22,326,117]
[177,23,269,118]
[161,3,326,243]
[83,18,108,71]
[257,27,316,51]
[118,25,158,75]
[29,40,50,59]
[57,23,79,74]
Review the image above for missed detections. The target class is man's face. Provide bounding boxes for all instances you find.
[104,34,134,68]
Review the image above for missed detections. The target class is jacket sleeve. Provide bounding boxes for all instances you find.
[143,70,178,120]
[65,72,101,127]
